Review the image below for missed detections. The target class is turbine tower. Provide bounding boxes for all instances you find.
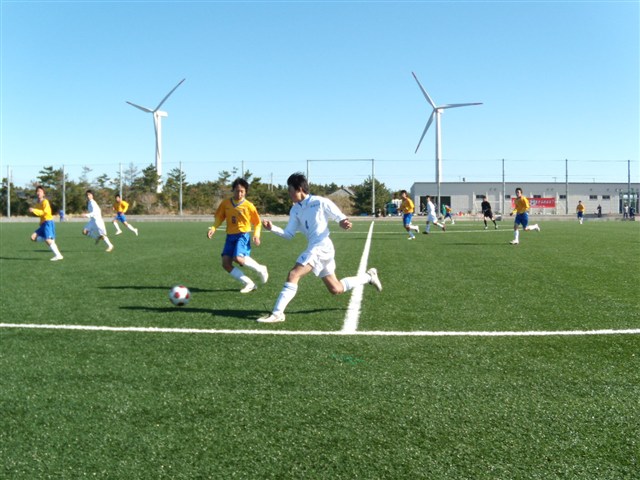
[127,78,185,192]
[412,72,482,209]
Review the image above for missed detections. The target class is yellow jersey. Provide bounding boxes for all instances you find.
[576,203,585,213]
[512,196,530,214]
[31,198,53,223]
[213,198,262,237]
[399,198,415,214]
[114,200,129,213]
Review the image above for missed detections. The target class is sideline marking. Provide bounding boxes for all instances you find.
[342,221,376,334]
[1,323,639,337]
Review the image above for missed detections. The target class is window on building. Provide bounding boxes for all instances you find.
[602,195,610,200]
[505,195,511,199]
[475,195,484,199]
[559,195,566,199]
[533,195,542,198]
[589,195,598,200]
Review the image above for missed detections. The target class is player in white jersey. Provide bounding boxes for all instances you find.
[82,190,114,252]
[257,173,382,323]
[423,195,446,234]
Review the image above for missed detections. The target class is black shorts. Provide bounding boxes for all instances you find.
[483,210,494,219]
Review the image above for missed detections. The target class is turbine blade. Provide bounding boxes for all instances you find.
[415,111,435,153]
[126,101,153,113]
[155,78,186,111]
[412,72,437,109]
[440,102,483,109]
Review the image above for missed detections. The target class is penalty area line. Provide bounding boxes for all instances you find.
[1,323,640,337]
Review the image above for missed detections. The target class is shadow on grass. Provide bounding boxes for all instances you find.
[101,285,224,293]
[120,305,265,321]
[119,306,344,322]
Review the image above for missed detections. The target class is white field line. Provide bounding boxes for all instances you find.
[1,323,639,337]
[341,221,376,334]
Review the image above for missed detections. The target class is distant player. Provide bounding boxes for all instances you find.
[509,187,540,245]
[399,190,420,240]
[422,195,446,234]
[481,195,498,229]
[443,204,455,225]
[112,194,138,236]
[83,190,114,252]
[29,185,64,261]
[576,200,585,224]
[257,172,382,323]
[207,178,268,293]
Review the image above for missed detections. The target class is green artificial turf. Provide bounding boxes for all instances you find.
[1,218,639,478]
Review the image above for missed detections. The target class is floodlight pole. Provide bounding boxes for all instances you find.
[501,159,505,215]
[565,159,569,214]
[6,166,11,217]
[119,163,123,198]
[61,165,66,217]
[179,161,183,216]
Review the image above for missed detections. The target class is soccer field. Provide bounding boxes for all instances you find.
[1,219,639,478]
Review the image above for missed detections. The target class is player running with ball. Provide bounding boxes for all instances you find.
[207,178,268,293]
[257,172,382,324]
[510,187,541,244]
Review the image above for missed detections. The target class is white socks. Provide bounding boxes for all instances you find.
[230,266,253,286]
[242,256,264,273]
[49,242,62,257]
[273,282,298,315]
[514,230,520,242]
[340,272,372,292]
[113,222,122,234]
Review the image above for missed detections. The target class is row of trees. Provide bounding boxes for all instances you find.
[1,164,394,217]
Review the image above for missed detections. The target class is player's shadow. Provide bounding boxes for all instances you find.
[120,305,266,320]
[0,256,40,261]
[100,285,224,293]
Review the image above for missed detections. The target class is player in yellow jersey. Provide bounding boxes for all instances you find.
[576,200,585,224]
[399,190,420,239]
[509,187,541,245]
[207,178,268,293]
[28,185,64,261]
[112,194,138,236]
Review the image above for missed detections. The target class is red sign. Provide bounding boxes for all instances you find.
[511,197,556,209]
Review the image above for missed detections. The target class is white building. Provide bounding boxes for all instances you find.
[410,182,639,216]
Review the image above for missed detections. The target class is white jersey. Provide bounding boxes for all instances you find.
[426,200,438,222]
[87,199,103,220]
[84,198,107,239]
[275,195,346,247]
[271,194,347,277]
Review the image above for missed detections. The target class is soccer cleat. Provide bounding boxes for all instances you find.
[495,225,498,229]
[106,246,114,253]
[510,240,519,245]
[240,282,257,294]
[367,268,383,292]
[257,312,286,323]
[422,231,429,235]
[258,266,269,284]
[115,231,122,235]
[484,226,488,230]
[134,228,139,236]
[442,224,446,232]
[50,255,64,262]
[408,236,415,240]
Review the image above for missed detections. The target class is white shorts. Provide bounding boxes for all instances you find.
[296,241,336,278]
[426,213,438,223]
[84,218,107,239]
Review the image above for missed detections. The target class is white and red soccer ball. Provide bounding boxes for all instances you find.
[169,285,191,307]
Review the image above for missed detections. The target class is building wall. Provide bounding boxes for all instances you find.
[410,182,639,215]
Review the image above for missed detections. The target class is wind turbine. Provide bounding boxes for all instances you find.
[412,72,482,210]
[127,78,185,193]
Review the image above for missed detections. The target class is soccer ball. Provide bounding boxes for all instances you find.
[169,285,191,307]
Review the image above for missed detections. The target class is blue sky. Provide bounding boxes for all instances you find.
[1,0,638,192]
